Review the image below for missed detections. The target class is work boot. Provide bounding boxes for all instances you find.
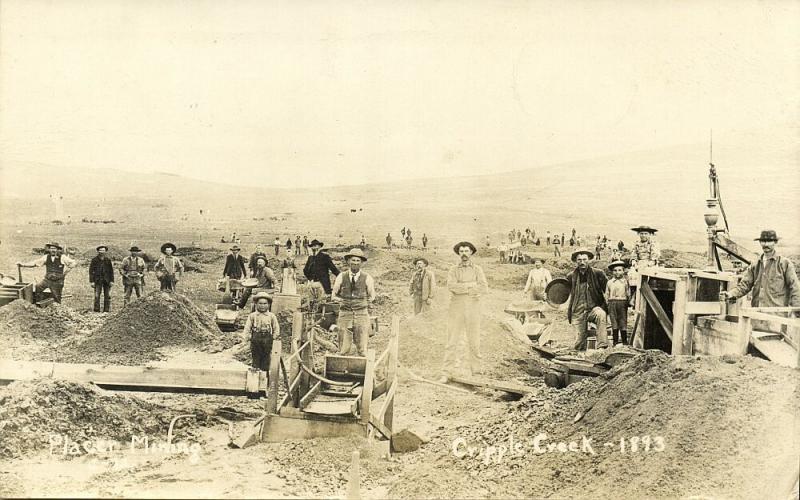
[621,330,628,345]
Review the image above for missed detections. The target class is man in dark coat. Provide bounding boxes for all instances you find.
[303,239,340,295]
[222,245,247,280]
[566,248,609,351]
[89,245,114,312]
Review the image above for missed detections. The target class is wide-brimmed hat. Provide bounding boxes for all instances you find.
[160,242,177,254]
[631,225,658,234]
[45,242,63,250]
[453,241,477,255]
[253,291,273,303]
[413,257,428,266]
[754,230,779,242]
[571,248,595,262]
[344,248,368,261]
[309,239,324,248]
[129,246,141,252]
[230,245,241,251]
[608,260,626,270]
[96,245,109,252]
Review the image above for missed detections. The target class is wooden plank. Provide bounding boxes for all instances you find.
[745,307,800,314]
[303,399,359,416]
[265,338,282,416]
[299,320,313,397]
[741,310,800,329]
[388,315,400,384]
[260,413,365,443]
[686,270,740,282]
[376,379,397,422]
[361,350,375,424]
[552,358,608,376]
[685,301,722,315]
[640,269,682,281]
[713,233,757,265]
[369,414,392,440]
[683,277,698,354]
[640,279,673,341]
[693,317,749,356]
[671,280,688,355]
[298,381,322,410]
[751,331,797,368]
[448,376,532,395]
[0,360,265,396]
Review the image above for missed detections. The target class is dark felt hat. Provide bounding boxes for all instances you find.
[754,230,779,242]
[631,225,658,234]
[608,260,626,270]
[230,245,241,251]
[309,239,324,248]
[344,248,368,261]
[45,242,63,250]
[453,241,477,255]
[129,246,141,252]
[160,242,177,254]
[413,257,429,266]
[571,248,595,262]
[96,245,109,252]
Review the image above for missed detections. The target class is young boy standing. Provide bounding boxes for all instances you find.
[605,260,630,345]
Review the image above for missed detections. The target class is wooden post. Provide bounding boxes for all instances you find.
[290,311,303,406]
[346,450,361,500]
[683,276,697,355]
[672,279,688,355]
[266,337,282,416]
[361,350,375,425]
[389,315,400,383]
[299,316,313,398]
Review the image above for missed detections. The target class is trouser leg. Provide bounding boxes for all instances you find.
[589,306,609,348]
[93,285,102,312]
[251,339,266,370]
[443,302,467,376]
[573,311,589,351]
[124,284,132,305]
[465,301,482,375]
[338,314,354,355]
[413,296,422,315]
[240,288,251,308]
[102,283,111,312]
[352,314,370,356]
[621,330,628,345]
[49,280,64,303]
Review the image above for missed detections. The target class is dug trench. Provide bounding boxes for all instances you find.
[0,244,798,498]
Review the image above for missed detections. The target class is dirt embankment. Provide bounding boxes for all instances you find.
[390,351,800,499]
[55,292,240,365]
[0,300,104,341]
[0,379,206,460]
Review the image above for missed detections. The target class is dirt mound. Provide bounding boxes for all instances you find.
[660,248,707,268]
[0,378,204,459]
[57,292,230,365]
[175,247,225,264]
[0,301,101,340]
[437,351,800,499]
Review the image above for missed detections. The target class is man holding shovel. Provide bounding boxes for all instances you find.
[17,242,76,303]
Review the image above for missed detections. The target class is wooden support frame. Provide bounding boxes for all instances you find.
[640,279,673,341]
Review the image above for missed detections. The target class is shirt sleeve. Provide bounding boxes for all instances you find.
[544,270,552,284]
[523,271,532,293]
[332,272,344,298]
[366,274,376,302]
[447,266,465,294]
[272,314,281,339]
[62,255,77,269]
[476,266,489,295]
[243,314,253,335]
[24,256,47,267]
[429,269,436,297]
[783,259,800,308]
[731,263,756,299]
[652,241,661,262]
[328,256,340,277]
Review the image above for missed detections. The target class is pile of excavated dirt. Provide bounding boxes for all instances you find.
[660,248,707,268]
[0,301,102,340]
[0,379,205,459]
[175,247,225,264]
[56,292,235,365]
[399,351,800,499]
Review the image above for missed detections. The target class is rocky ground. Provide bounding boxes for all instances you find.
[0,241,798,499]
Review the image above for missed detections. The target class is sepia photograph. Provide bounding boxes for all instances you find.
[0,0,798,498]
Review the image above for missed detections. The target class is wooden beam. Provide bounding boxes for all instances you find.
[361,350,375,425]
[376,379,397,423]
[259,413,366,443]
[671,279,688,355]
[740,311,800,329]
[713,233,757,265]
[265,338,282,417]
[687,270,740,282]
[298,381,322,410]
[744,307,800,314]
[448,376,532,396]
[0,360,266,396]
[369,414,392,440]
[640,279,674,341]
[685,301,722,315]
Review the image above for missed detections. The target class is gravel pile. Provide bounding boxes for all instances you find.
[0,301,102,340]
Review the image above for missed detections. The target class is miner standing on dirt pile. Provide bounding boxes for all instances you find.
[88,245,114,312]
[243,291,280,373]
[567,248,610,351]
[303,239,340,296]
[17,242,76,303]
[240,256,277,308]
[523,257,552,300]
[332,248,376,356]
[222,245,247,280]
[605,260,630,345]
[154,243,184,292]
[440,241,488,383]
[631,225,660,267]
[720,230,800,324]
[409,257,435,315]
[121,246,146,305]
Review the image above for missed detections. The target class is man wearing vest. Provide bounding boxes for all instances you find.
[121,246,147,305]
[567,248,609,351]
[721,230,800,330]
[440,241,488,383]
[332,248,376,356]
[18,242,76,304]
[409,257,435,314]
[243,292,280,373]
[89,245,115,312]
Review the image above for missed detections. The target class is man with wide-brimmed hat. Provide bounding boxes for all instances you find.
[154,242,184,292]
[222,244,247,280]
[17,242,76,303]
[89,245,115,312]
[121,246,146,305]
[243,291,280,372]
[721,230,800,316]
[332,248,376,356]
[409,256,436,315]
[440,241,488,382]
[303,239,340,295]
[240,256,277,308]
[566,248,609,351]
[631,225,660,267]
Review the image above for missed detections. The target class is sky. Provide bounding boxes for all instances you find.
[1,0,798,188]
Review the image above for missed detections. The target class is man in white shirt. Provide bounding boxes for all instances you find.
[523,258,552,301]
[332,248,376,356]
[17,242,76,303]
